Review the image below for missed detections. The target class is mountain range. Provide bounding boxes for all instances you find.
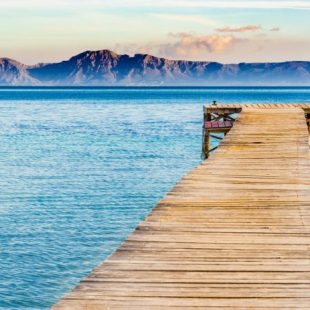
[1,49,310,86]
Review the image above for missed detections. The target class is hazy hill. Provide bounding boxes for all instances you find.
[0,50,310,86]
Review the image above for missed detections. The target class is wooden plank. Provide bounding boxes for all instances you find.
[204,103,310,110]
[207,121,235,128]
[53,107,310,309]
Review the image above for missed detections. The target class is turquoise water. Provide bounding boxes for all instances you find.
[0,87,309,309]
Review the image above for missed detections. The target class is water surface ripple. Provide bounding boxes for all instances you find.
[0,87,309,309]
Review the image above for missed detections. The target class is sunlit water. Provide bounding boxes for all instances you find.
[0,87,309,309]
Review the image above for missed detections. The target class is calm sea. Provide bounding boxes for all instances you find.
[0,87,309,309]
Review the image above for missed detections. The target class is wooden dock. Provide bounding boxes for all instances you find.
[53,104,310,309]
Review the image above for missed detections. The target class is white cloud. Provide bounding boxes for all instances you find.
[1,0,310,9]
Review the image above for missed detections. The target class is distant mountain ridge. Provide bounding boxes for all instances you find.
[1,49,310,86]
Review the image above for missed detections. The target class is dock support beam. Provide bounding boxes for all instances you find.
[304,109,310,134]
[202,106,241,159]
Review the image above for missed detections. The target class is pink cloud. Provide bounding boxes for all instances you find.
[115,32,238,60]
[217,25,261,33]
[162,32,235,57]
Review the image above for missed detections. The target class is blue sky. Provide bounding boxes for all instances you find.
[0,0,310,64]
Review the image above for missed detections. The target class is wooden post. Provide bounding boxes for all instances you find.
[202,107,212,159]
[305,113,310,135]
[204,131,211,159]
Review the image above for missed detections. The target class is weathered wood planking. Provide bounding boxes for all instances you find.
[53,107,310,309]
[205,103,310,109]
